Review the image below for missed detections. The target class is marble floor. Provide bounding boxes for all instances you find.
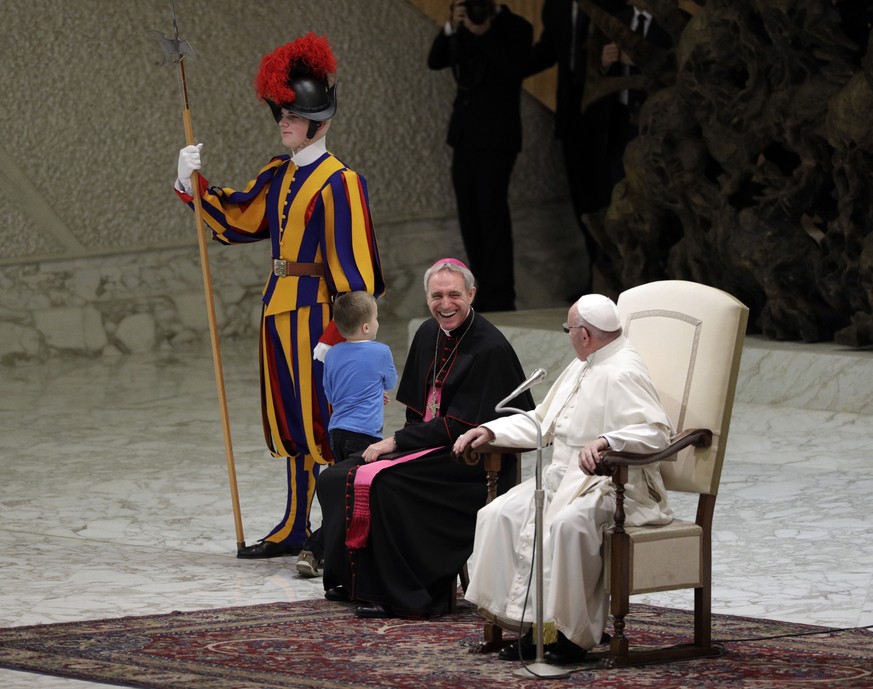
[1,314,871,687]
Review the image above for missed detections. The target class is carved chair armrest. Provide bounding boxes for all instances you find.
[457,443,534,468]
[595,428,713,478]
[455,443,536,504]
[598,428,713,536]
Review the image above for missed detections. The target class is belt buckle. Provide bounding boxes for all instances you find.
[273,259,287,278]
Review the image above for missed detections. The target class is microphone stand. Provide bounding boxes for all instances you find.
[495,381,569,680]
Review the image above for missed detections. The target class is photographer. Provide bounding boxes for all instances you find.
[427,1,533,313]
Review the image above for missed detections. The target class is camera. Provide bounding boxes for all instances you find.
[464,0,493,25]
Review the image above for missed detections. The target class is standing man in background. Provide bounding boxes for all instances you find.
[174,33,384,560]
[526,0,620,294]
[428,1,533,313]
[598,2,675,196]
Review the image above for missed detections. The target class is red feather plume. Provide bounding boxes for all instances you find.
[254,33,337,105]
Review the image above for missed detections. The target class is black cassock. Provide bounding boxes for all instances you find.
[318,309,534,617]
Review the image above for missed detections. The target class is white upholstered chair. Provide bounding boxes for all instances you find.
[597,279,748,666]
[460,279,748,665]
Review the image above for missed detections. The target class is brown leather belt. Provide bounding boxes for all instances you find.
[272,259,325,278]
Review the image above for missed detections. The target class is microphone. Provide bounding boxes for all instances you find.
[497,368,547,410]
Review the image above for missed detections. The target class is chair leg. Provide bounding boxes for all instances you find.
[694,584,711,647]
[608,526,631,659]
[448,564,470,614]
[468,620,513,654]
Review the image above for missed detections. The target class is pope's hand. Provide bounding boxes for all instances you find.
[452,426,494,456]
[579,437,609,475]
[177,143,203,193]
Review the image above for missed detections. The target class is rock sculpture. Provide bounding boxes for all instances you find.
[580,0,873,344]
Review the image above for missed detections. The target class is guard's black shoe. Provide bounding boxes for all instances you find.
[236,540,301,559]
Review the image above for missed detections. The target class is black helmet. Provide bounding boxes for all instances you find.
[255,33,338,123]
[265,74,337,123]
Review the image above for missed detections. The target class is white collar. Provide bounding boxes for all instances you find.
[291,137,327,167]
[586,334,627,365]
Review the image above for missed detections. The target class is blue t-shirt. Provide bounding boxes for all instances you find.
[323,340,398,437]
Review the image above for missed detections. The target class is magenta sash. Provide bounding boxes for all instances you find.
[345,447,441,549]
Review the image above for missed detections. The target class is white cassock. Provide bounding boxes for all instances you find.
[464,335,674,649]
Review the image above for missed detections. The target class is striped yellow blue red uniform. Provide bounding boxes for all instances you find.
[182,151,384,548]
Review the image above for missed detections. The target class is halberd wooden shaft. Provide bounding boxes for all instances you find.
[156,10,245,550]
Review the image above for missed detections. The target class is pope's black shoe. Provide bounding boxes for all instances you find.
[236,540,301,559]
[543,632,588,665]
[324,586,350,602]
[354,603,393,618]
[498,631,537,661]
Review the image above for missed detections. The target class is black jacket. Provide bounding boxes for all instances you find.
[428,6,533,152]
[527,0,592,138]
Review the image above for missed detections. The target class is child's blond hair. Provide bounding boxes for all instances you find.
[333,292,377,338]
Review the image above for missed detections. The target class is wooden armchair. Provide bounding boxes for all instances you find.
[461,280,748,665]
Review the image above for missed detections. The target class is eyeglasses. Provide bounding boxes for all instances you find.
[562,322,585,334]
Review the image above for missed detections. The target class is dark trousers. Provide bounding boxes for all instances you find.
[305,428,379,560]
[560,117,604,281]
[329,428,380,464]
[605,102,638,194]
[451,146,518,312]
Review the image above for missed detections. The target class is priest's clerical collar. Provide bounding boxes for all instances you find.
[292,137,327,167]
[442,307,475,337]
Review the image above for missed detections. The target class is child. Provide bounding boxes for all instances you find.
[296,291,397,577]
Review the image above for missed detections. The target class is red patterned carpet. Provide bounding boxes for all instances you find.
[0,599,870,688]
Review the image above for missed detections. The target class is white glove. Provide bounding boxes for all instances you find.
[176,143,203,194]
[313,342,332,362]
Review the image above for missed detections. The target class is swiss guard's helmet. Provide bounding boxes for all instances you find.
[254,33,338,124]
